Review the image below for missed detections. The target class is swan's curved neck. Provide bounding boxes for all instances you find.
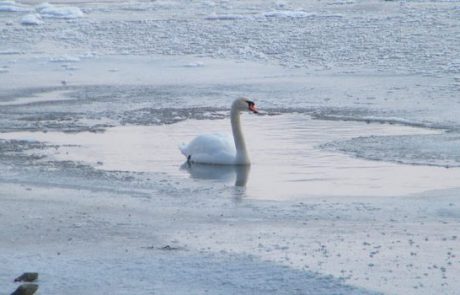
[231,102,250,165]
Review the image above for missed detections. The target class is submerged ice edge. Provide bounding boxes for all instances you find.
[1,86,457,133]
[321,133,460,169]
[311,113,451,131]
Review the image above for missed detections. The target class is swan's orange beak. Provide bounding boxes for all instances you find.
[248,103,258,114]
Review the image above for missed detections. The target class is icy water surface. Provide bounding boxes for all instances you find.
[2,114,458,199]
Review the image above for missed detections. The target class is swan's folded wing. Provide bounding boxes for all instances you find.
[179,133,236,164]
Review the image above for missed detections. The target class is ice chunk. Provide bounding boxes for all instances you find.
[36,2,83,19]
[262,10,313,18]
[0,0,31,12]
[205,13,245,20]
[49,55,81,63]
[275,1,288,9]
[333,0,355,4]
[35,2,52,10]
[20,14,43,26]
[183,62,205,68]
[120,1,154,11]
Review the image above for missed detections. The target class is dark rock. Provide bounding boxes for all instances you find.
[10,284,38,295]
[14,273,38,282]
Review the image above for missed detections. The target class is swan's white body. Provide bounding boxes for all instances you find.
[179,98,257,165]
[179,133,237,165]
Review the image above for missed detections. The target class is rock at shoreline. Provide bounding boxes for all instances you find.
[10,284,38,295]
[14,273,38,282]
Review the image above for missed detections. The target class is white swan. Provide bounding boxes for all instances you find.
[179,98,258,165]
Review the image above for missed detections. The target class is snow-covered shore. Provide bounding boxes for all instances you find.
[1,174,459,294]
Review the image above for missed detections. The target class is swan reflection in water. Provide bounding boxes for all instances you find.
[180,163,250,187]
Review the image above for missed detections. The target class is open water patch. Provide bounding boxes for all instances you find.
[1,114,459,200]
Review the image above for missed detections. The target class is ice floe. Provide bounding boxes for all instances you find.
[20,13,43,25]
[36,2,83,19]
[49,55,81,63]
[205,13,246,20]
[262,10,312,18]
[332,0,355,4]
[182,62,205,68]
[3,1,84,25]
[119,1,156,11]
[0,0,31,12]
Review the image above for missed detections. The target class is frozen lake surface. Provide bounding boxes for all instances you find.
[1,0,460,294]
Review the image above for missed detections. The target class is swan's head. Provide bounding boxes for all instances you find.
[234,98,258,114]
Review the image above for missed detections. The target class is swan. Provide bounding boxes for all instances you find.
[179,98,258,165]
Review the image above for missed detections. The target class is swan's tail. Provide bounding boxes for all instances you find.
[178,143,188,157]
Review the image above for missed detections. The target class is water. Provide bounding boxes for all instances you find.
[0,50,459,174]
[2,113,459,199]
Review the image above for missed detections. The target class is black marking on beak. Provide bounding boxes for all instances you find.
[246,100,258,113]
